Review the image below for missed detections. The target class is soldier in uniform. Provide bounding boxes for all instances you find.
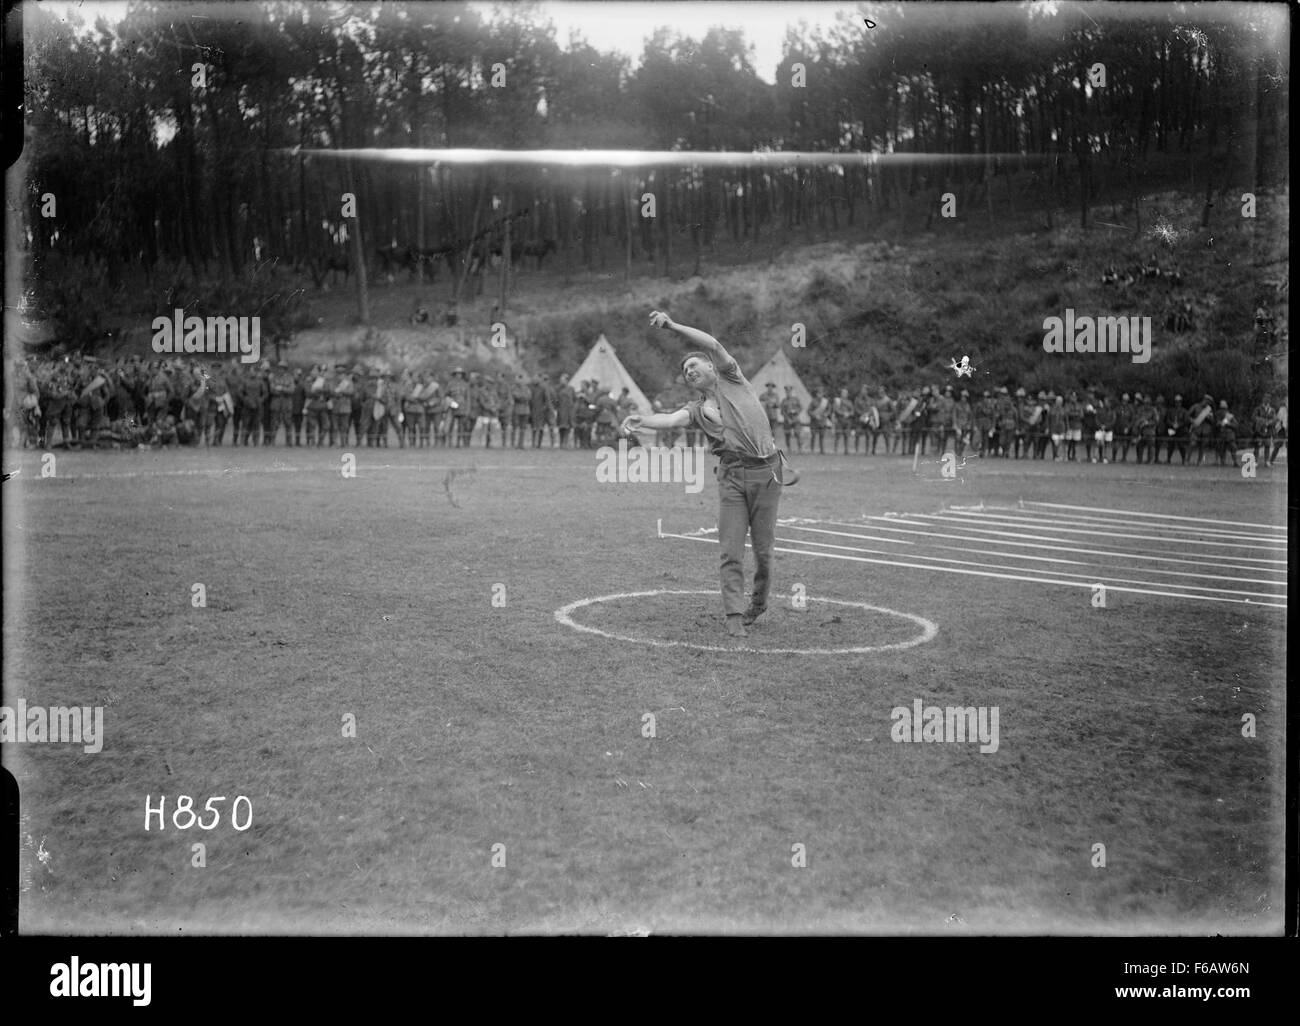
[358,369,379,446]
[40,360,74,448]
[1268,398,1287,466]
[1250,397,1276,464]
[573,382,596,449]
[907,386,931,456]
[257,360,275,443]
[331,363,355,446]
[830,387,854,454]
[245,364,271,445]
[291,367,308,446]
[1134,393,1160,463]
[931,385,956,455]
[803,388,827,454]
[1094,393,1116,464]
[1188,393,1216,465]
[1033,391,1053,458]
[477,374,503,447]
[145,361,172,428]
[1080,394,1099,462]
[345,365,363,446]
[556,373,577,449]
[402,372,426,448]
[993,386,1017,458]
[528,374,553,448]
[422,375,443,448]
[1163,394,1189,464]
[444,368,470,447]
[594,388,620,447]
[431,382,453,448]
[267,360,295,445]
[1012,388,1034,459]
[508,373,530,449]
[973,389,995,457]
[852,384,875,454]
[1062,390,1084,461]
[303,364,331,447]
[1046,394,1067,460]
[381,372,405,447]
[1111,392,1135,462]
[180,364,209,444]
[1215,400,1240,467]
[779,386,803,453]
[953,388,973,458]
[615,387,639,435]
[110,358,135,422]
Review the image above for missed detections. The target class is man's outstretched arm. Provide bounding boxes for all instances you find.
[624,405,696,434]
[649,311,737,370]
[621,408,691,435]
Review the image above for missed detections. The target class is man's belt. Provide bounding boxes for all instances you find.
[718,451,779,468]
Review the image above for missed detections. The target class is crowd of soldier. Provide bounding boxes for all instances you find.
[748,382,1288,468]
[8,355,1287,467]
[8,354,650,451]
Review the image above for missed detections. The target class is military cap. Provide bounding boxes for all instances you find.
[1174,394,1183,402]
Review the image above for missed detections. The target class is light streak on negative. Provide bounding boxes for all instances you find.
[279,147,1036,169]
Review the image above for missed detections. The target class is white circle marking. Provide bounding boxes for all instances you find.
[554,589,938,654]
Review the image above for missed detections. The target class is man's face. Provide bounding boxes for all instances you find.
[682,356,717,391]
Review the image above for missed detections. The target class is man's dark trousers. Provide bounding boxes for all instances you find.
[716,455,783,617]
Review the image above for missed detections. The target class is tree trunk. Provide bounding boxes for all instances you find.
[346,159,370,325]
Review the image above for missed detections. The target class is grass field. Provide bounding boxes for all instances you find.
[2,443,1288,935]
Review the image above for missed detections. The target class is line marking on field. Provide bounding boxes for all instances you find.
[946,509,1286,542]
[805,520,1287,569]
[781,533,1283,586]
[554,590,939,655]
[777,534,1284,593]
[662,534,1287,609]
[661,500,1289,609]
[1023,501,1286,532]
[916,513,1286,549]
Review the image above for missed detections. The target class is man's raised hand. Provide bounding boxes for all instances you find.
[620,415,642,436]
[648,310,673,330]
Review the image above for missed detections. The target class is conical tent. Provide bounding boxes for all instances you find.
[750,348,813,424]
[569,335,653,417]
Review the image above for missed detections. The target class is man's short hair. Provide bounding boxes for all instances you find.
[680,351,711,374]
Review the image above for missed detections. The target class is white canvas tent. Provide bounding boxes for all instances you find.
[570,335,654,417]
[750,348,813,424]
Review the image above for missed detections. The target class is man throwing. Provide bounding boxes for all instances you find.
[621,311,795,639]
